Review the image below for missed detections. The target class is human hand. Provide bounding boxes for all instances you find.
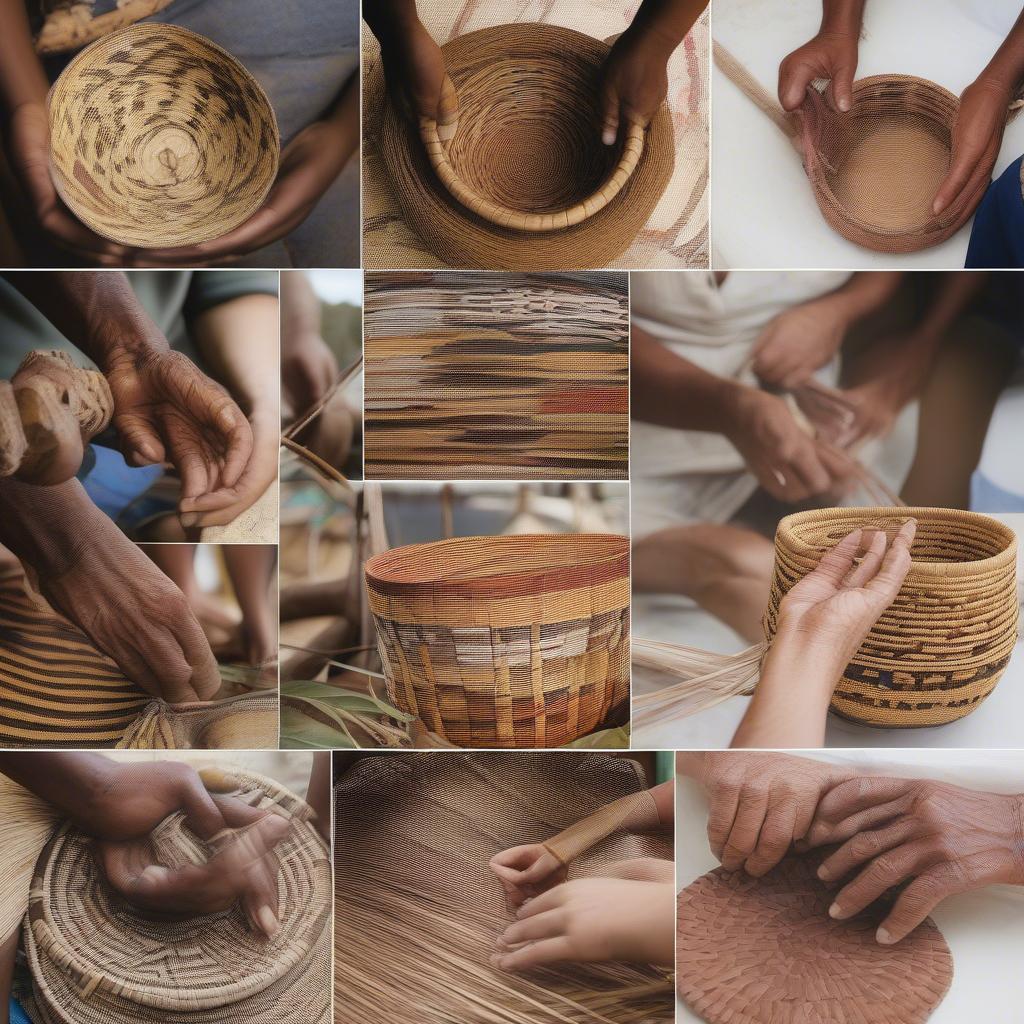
[752,298,850,390]
[686,751,853,876]
[493,878,674,971]
[283,332,338,416]
[932,76,1011,217]
[490,844,567,909]
[806,776,1024,944]
[599,26,674,145]
[778,30,860,113]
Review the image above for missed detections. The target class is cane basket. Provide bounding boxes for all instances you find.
[24,770,331,1024]
[47,24,279,248]
[766,507,1019,727]
[365,534,630,747]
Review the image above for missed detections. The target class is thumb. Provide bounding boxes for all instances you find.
[520,850,562,883]
[779,60,815,112]
[436,74,459,143]
[113,411,166,466]
[600,86,620,146]
[829,64,856,113]
[932,149,975,215]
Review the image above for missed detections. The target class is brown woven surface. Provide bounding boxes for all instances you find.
[366,534,630,747]
[48,24,279,248]
[24,769,330,1024]
[677,853,953,1024]
[116,693,279,749]
[334,751,674,1024]
[766,507,1019,728]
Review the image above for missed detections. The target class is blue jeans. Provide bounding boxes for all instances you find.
[965,156,1024,269]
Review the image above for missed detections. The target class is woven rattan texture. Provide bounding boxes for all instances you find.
[677,853,953,1024]
[0,571,150,747]
[544,790,658,865]
[25,770,331,1024]
[334,751,674,1024]
[363,272,628,479]
[116,693,279,749]
[363,2,708,270]
[48,24,279,248]
[366,534,630,747]
[765,507,1019,728]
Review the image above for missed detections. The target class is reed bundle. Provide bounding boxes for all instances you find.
[115,692,278,749]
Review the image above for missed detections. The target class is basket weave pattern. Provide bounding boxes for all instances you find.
[365,534,630,747]
[765,507,1019,728]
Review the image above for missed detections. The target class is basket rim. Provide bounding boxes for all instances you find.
[774,506,1018,576]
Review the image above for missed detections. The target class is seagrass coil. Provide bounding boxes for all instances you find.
[766,507,1019,728]
[377,22,675,269]
[677,854,953,1024]
[47,23,279,248]
[24,769,330,1024]
[365,533,630,747]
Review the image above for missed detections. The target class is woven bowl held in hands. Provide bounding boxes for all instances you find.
[365,533,630,748]
[47,24,279,248]
[766,507,1019,728]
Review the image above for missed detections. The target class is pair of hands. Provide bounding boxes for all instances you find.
[692,752,1024,945]
[778,30,1014,218]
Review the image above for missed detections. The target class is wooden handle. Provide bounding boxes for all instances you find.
[418,117,645,232]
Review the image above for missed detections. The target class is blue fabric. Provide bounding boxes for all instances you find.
[10,998,30,1024]
[965,157,1024,269]
[80,445,165,522]
[971,470,1024,512]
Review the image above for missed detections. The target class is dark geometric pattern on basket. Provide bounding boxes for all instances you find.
[25,770,331,1024]
[363,271,629,479]
[47,24,279,248]
[765,507,1019,728]
[676,854,953,1024]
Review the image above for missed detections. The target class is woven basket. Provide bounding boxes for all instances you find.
[24,769,330,1024]
[48,24,279,248]
[365,533,630,747]
[766,507,1019,727]
[377,22,675,269]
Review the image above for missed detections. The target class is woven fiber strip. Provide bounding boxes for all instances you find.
[24,769,331,1024]
[334,751,674,1024]
[363,271,628,479]
[366,533,630,747]
[544,790,658,866]
[677,853,953,1024]
[115,693,279,749]
[767,507,1019,728]
[47,24,279,248]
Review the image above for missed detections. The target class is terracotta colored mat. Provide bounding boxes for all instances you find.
[677,854,953,1024]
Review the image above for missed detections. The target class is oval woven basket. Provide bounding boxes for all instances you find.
[365,533,630,747]
[765,507,1019,728]
[48,24,279,248]
[376,22,675,269]
[25,769,331,1024]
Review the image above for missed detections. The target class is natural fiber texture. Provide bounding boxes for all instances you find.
[25,769,331,1024]
[48,24,279,248]
[116,693,278,749]
[544,789,658,866]
[676,853,953,1024]
[768,507,1018,727]
[715,43,1022,253]
[363,272,628,479]
[366,533,630,748]
[199,477,279,545]
[334,751,674,1024]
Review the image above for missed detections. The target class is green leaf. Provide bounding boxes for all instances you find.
[279,705,356,749]
[282,680,414,722]
[561,727,630,749]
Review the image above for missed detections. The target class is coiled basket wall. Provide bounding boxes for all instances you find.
[365,534,630,747]
[765,507,1019,728]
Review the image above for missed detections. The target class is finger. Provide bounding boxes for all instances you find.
[784,445,831,496]
[174,444,211,503]
[113,412,166,466]
[806,777,914,846]
[493,936,575,972]
[806,529,864,587]
[436,74,459,143]
[842,529,888,589]
[932,146,979,216]
[878,864,965,944]
[177,773,230,840]
[779,59,816,111]
[108,641,165,700]
[745,797,798,877]
[827,62,856,113]
[0,381,28,475]
[601,86,620,146]
[518,851,563,884]
[174,611,222,701]
[864,519,916,597]
[515,885,567,920]
[500,909,566,947]
[706,779,742,859]
[721,785,770,871]
[818,817,920,882]
[212,794,272,829]
[829,839,937,921]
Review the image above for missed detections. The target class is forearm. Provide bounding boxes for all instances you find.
[364,1,420,47]
[629,0,708,53]
[818,0,866,37]
[0,0,49,111]
[825,271,902,323]
[321,72,359,164]
[917,271,988,339]
[648,779,675,824]
[0,751,114,817]
[281,272,323,347]
[978,9,1024,93]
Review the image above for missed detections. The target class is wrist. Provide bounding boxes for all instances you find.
[1009,794,1024,885]
[619,20,681,62]
[722,382,764,441]
[975,64,1020,99]
[820,0,865,38]
[768,620,851,684]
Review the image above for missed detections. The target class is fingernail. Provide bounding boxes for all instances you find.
[256,905,279,938]
[876,927,893,945]
[139,865,170,884]
[180,513,199,528]
[828,902,843,919]
[602,127,616,145]
[817,865,830,880]
[839,97,851,112]
[218,409,237,431]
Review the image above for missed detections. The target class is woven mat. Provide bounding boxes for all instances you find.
[677,853,953,1024]
[362,0,709,269]
[200,478,279,544]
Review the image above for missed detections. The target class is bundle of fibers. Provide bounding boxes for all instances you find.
[365,533,630,747]
[24,769,331,1024]
[715,43,1023,253]
[47,24,279,248]
[115,692,279,749]
[363,271,629,479]
[677,853,952,1024]
[374,22,674,269]
[634,507,1019,731]
[334,751,674,1024]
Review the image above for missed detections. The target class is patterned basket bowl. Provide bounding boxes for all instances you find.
[47,24,279,248]
[365,533,631,747]
[765,507,1019,728]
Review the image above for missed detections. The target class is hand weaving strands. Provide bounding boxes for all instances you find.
[115,693,279,749]
[47,24,279,248]
[676,854,952,1024]
[24,770,331,1024]
[365,534,630,747]
[334,751,674,1024]
[372,22,675,270]
[714,43,1023,253]
[363,272,629,479]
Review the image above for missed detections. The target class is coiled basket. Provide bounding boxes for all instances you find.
[365,533,630,747]
[765,508,1019,728]
[48,24,279,248]
[24,770,331,1024]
